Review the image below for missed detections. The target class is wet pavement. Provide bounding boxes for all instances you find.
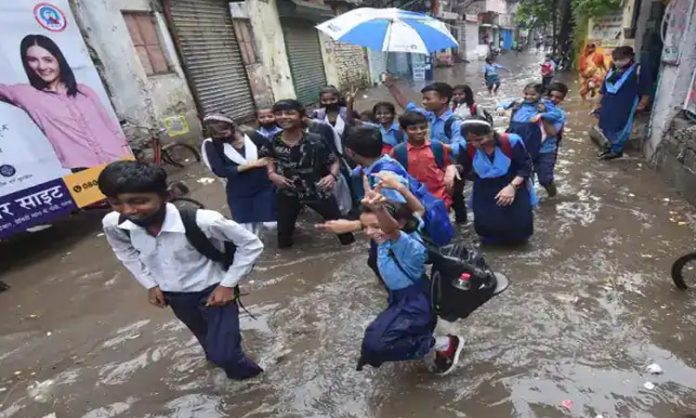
[1,51,696,418]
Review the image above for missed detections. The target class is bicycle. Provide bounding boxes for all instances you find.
[672,252,696,289]
[122,122,201,168]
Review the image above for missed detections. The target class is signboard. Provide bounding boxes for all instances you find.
[588,12,623,48]
[0,1,131,238]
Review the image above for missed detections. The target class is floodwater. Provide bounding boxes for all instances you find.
[1,52,696,418]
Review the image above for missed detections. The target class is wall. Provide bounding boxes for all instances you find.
[246,0,296,100]
[645,2,696,159]
[324,40,370,90]
[367,50,388,85]
[71,0,200,138]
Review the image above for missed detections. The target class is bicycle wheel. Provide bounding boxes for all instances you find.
[162,143,200,168]
[671,252,696,289]
[171,197,205,211]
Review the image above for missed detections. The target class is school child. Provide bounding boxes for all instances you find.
[383,76,468,223]
[310,86,358,145]
[373,101,405,154]
[458,120,535,244]
[200,114,276,236]
[355,179,463,374]
[255,107,282,140]
[483,58,508,95]
[99,160,264,380]
[594,46,653,160]
[496,83,563,162]
[261,99,355,248]
[540,54,556,88]
[536,82,568,197]
[452,84,494,126]
[390,112,458,210]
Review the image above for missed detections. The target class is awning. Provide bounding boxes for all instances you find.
[277,0,335,22]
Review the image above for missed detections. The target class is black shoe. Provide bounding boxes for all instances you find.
[429,335,464,376]
[599,151,622,160]
[544,182,557,197]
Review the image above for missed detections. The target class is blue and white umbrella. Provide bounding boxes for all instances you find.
[316,8,458,55]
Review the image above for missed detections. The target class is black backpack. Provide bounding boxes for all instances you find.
[119,207,254,315]
[388,236,509,322]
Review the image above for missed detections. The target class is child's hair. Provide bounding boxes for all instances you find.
[272,99,306,116]
[612,45,635,61]
[344,126,383,158]
[461,118,493,137]
[398,111,428,130]
[545,53,553,59]
[319,85,341,98]
[453,84,475,107]
[372,101,396,116]
[547,82,569,97]
[485,57,493,64]
[421,82,454,102]
[361,200,420,233]
[256,107,273,116]
[98,161,168,198]
[359,110,374,122]
[523,82,545,96]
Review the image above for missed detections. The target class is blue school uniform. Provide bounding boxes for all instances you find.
[598,63,651,154]
[380,121,405,148]
[499,99,562,161]
[484,63,504,88]
[536,109,566,187]
[464,134,535,244]
[357,228,436,370]
[204,139,276,224]
[256,126,282,140]
[405,102,465,155]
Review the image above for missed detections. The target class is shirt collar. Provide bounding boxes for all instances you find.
[436,109,453,122]
[116,203,185,234]
[407,140,430,150]
[381,122,400,133]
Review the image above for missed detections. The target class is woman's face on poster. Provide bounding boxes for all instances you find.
[25,45,60,84]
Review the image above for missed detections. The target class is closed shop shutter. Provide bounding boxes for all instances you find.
[281,19,327,106]
[168,0,255,121]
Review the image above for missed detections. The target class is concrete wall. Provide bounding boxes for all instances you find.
[323,39,370,90]
[367,50,388,86]
[645,3,696,159]
[71,0,200,138]
[246,0,296,100]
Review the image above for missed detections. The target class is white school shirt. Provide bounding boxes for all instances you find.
[102,203,264,292]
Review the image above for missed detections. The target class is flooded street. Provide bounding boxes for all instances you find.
[1,51,696,418]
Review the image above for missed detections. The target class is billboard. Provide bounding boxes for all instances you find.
[0,1,131,238]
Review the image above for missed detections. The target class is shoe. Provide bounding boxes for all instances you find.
[430,335,464,376]
[599,151,623,160]
[544,182,557,197]
[597,149,611,157]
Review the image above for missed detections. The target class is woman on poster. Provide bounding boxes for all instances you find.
[0,34,130,171]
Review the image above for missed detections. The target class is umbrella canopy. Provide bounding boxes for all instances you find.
[316,7,458,54]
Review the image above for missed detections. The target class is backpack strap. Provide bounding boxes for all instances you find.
[392,142,409,170]
[498,133,513,158]
[394,129,405,144]
[443,115,461,140]
[429,141,446,169]
[470,103,477,116]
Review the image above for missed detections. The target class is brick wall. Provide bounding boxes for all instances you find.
[654,117,696,206]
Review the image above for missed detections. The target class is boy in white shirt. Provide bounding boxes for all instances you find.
[99,161,264,380]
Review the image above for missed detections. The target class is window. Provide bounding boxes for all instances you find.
[123,12,171,75]
[232,19,258,66]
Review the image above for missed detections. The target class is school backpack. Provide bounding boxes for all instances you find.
[368,158,454,246]
[443,114,463,140]
[388,236,509,322]
[470,103,495,126]
[118,208,254,315]
[391,140,446,170]
[465,132,513,162]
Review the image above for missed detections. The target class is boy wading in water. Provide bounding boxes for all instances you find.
[100,161,264,380]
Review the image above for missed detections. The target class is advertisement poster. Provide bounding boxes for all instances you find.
[588,12,623,49]
[661,0,695,65]
[0,1,130,238]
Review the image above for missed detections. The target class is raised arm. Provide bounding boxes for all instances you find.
[382,74,411,109]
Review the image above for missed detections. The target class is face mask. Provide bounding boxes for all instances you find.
[125,203,167,228]
[325,102,341,111]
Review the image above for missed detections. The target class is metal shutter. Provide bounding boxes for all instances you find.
[281,19,327,106]
[168,0,255,121]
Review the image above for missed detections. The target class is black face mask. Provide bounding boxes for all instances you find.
[125,203,167,228]
[325,102,341,111]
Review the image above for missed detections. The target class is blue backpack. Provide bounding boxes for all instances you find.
[369,158,454,246]
[391,141,446,170]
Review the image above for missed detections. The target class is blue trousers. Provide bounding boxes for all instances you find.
[164,285,263,380]
[534,152,557,187]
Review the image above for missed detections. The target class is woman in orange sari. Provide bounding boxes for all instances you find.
[579,43,607,100]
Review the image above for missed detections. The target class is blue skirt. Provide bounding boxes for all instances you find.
[357,282,436,370]
[473,174,533,244]
[228,187,277,224]
[507,121,542,161]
